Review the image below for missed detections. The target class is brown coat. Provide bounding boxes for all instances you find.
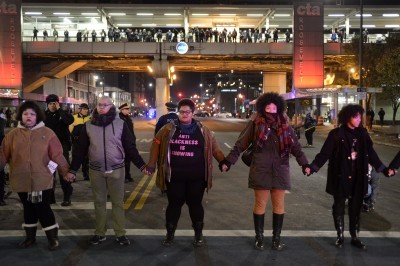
[0,122,69,192]
[148,121,225,192]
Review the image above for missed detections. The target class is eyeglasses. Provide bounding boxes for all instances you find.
[97,103,112,108]
[178,110,192,115]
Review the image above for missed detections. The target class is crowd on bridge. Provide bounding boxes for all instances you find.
[0,92,399,253]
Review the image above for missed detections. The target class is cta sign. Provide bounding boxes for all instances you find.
[0,0,22,90]
[176,42,189,54]
[293,2,324,89]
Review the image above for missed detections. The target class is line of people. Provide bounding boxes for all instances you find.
[0,93,398,253]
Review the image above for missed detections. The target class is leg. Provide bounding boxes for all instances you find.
[124,159,132,182]
[18,192,38,248]
[36,189,59,250]
[348,197,366,249]
[60,144,73,206]
[332,195,346,247]
[305,131,311,145]
[253,189,270,250]
[271,190,285,251]
[82,155,89,180]
[89,169,108,238]
[163,178,186,246]
[106,168,127,238]
[186,177,206,246]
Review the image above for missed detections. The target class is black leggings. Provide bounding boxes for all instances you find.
[18,189,56,228]
[332,194,363,233]
[165,176,206,226]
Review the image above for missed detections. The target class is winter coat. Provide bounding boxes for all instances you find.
[0,122,69,192]
[69,113,91,140]
[44,108,74,148]
[389,150,400,169]
[226,116,308,190]
[310,126,385,196]
[148,120,225,192]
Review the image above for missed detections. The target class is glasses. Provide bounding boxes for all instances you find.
[97,103,112,108]
[178,110,192,115]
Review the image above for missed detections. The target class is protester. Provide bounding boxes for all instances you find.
[0,101,69,250]
[154,102,178,135]
[304,104,394,249]
[219,92,309,251]
[65,96,150,246]
[69,103,91,180]
[366,108,375,131]
[304,113,317,146]
[118,103,135,183]
[147,98,225,247]
[44,94,74,206]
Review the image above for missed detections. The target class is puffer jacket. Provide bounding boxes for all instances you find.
[148,120,225,192]
[0,122,69,192]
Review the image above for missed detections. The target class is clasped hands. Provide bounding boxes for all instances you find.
[219,159,232,172]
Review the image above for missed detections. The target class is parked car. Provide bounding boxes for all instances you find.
[194,111,210,117]
[214,111,233,118]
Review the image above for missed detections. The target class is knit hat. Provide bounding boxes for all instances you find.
[118,103,129,110]
[79,103,89,109]
[46,94,59,104]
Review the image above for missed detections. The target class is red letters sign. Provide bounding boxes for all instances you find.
[293,2,324,89]
[0,0,22,90]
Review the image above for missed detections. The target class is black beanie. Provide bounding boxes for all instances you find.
[46,94,59,104]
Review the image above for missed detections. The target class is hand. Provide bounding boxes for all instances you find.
[302,164,314,176]
[219,159,232,172]
[55,102,60,110]
[143,166,154,176]
[65,173,76,182]
[383,168,395,177]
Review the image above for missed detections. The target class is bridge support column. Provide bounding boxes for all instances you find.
[152,57,170,119]
[262,72,287,95]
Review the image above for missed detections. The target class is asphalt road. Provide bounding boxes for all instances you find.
[0,117,399,265]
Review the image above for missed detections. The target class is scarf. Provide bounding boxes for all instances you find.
[176,119,198,135]
[255,112,291,157]
[91,106,117,127]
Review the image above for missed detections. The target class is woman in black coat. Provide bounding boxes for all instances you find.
[305,104,392,250]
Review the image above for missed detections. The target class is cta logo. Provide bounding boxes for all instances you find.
[176,42,189,54]
[296,3,321,16]
[0,1,18,15]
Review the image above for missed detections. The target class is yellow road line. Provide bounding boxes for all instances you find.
[134,170,157,210]
[123,174,149,210]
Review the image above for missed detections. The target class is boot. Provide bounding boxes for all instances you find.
[192,222,204,247]
[44,226,59,251]
[271,213,285,251]
[253,213,264,250]
[162,223,176,247]
[333,213,344,248]
[19,224,37,248]
[349,215,367,250]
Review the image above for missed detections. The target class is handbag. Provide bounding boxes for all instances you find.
[241,142,254,167]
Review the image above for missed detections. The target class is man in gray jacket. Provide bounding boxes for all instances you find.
[66,96,151,246]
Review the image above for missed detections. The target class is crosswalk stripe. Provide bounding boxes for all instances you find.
[134,171,157,210]
[1,229,400,238]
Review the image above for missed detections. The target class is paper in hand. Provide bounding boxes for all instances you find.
[48,160,58,174]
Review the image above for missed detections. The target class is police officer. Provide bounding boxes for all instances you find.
[154,102,178,135]
[119,103,136,183]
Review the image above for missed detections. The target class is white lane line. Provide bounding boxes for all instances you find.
[0,202,111,210]
[224,143,232,149]
[1,229,400,238]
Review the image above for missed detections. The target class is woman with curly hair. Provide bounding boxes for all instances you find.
[219,92,309,251]
[304,104,393,250]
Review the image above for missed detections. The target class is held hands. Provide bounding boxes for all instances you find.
[142,166,155,176]
[65,172,76,182]
[219,159,232,172]
[382,168,395,177]
[302,164,314,176]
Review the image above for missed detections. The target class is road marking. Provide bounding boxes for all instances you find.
[224,143,232,149]
[0,202,112,210]
[1,229,400,238]
[134,171,157,210]
[123,174,150,210]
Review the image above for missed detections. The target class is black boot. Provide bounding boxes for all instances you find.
[272,213,285,251]
[44,227,59,251]
[192,222,204,247]
[333,213,344,248]
[253,213,264,250]
[19,225,37,248]
[349,215,366,250]
[162,223,176,247]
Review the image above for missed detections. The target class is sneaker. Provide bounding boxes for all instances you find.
[116,235,130,246]
[90,235,106,245]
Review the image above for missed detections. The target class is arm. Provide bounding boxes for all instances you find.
[309,130,337,172]
[58,108,74,125]
[225,120,255,164]
[288,126,308,166]
[48,135,69,176]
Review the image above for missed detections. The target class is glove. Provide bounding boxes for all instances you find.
[382,167,393,177]
[219,159,232,172]
[302,164,314,176]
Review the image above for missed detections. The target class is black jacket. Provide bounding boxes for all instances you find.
[119,113,136,141]
[310,126,385,196]
[44,108,74,147]
[154,112,178,135]
[389,151,400,169]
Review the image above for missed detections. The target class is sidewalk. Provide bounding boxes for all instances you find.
[315,123,400,148]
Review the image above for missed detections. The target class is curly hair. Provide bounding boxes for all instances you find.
[178,98,196,112]
[16,101,46,123]
[338,104,364,126]
[255,92,286,115]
